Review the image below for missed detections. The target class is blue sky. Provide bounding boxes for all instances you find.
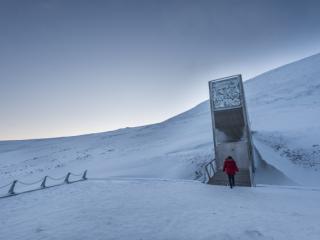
[1,0,320,140]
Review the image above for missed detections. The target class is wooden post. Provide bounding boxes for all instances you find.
[64,173,71,184]
[82,170,87,180]
[41,176,47,188]
[8,180,17,195]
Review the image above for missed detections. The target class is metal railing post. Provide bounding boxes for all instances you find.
[205,165,210,180]
[64,173,71,184]
[41,176,47,188]
[210,163,215,174]
[203,159,217,184]
[82,170,87,180]
[8,180,17,195]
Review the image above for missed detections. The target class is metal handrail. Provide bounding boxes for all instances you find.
[203,158,216,183]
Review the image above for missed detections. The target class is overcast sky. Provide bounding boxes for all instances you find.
[1,0,320,140]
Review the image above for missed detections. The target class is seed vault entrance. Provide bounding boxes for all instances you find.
[208,75,254,186]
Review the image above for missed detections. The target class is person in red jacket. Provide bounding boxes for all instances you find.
[223,156,239,188]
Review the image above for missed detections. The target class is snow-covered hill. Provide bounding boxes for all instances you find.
[246,53,320,185]
[1,53,320,186]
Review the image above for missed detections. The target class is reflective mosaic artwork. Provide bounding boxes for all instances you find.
[211,77,241,110]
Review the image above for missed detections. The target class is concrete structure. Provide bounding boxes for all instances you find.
[208,75,254,186]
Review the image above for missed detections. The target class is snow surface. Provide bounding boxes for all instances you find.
[1,179,320,240]
[246,53,320,177]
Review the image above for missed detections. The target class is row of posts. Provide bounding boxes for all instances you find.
[7,170,87,195]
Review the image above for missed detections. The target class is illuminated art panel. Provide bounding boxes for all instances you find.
[211,77,241,110]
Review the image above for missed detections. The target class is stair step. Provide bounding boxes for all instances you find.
[208,169,252,187]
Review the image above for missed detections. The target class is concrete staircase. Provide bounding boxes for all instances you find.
[207,169,251,187]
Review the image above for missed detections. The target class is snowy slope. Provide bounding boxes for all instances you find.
[0,104,213,184]
[1,54,320,186]
[245,53,320,185]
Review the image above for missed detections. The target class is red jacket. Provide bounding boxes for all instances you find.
[223,159,239,175]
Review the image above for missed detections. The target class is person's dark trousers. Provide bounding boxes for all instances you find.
[228,174,235,188]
